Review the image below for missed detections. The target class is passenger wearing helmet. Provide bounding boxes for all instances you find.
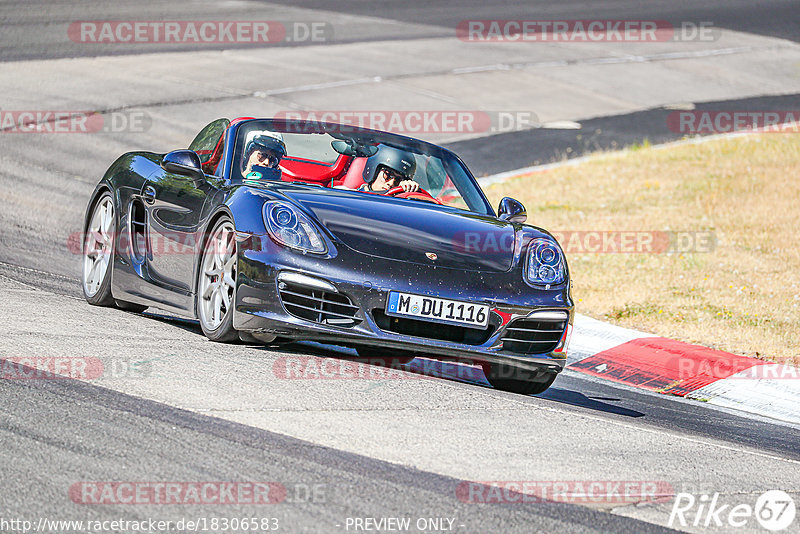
[242,132,287,180]
[359,146,420,193]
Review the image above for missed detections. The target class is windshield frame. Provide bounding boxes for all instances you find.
[223,118,496,216]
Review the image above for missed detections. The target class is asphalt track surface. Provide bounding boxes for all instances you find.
[3,368,670,534]
[452,92,800,177]
[1,2,800,533]
[3,0,799,61]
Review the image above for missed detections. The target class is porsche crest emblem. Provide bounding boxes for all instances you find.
[425,252,438,260]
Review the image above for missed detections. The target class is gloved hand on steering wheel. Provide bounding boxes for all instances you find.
[392,178,420,193]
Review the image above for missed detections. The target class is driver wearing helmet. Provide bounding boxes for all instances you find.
[242,132,287,179]
[357,146,420,193]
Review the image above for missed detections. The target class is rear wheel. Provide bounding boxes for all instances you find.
[82,193,116,306]
[197,218,239,342]
[82,192,149,313]
[482,363,557,395]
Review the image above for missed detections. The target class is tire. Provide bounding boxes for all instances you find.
[238,331,277,344]
[355,346,416,366]
[82,192,116,306]
[482,363,558,395]
[82,192,149,313]
[114,299,148,313]
[196,217,239,342]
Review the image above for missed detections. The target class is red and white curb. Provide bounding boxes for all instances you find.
[478,129,800,425]
[567,314,800,425]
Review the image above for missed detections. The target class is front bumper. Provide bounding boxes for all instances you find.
[233,240,573,374]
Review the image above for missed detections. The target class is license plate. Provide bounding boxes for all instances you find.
[385,291,490,329]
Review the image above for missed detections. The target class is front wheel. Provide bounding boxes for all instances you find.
[82,193,116,306]
[482,363,557,395]
[197,217,239,342]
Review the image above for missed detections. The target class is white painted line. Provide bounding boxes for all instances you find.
[478,121,800,187]
[253,44,787,100]
[541,120,582,129]
[253,77,380,97]
[688,366,800,425]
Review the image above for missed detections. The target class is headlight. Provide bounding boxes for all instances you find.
[263,201,326,254]
[525,237,566,286]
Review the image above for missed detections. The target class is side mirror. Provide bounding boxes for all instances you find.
[498,197,527,224]
[162,150,204,183]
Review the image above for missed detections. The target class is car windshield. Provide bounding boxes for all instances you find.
[231,119,493,215]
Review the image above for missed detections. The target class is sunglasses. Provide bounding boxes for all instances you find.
[251,150,278,167]
[381,168,405,183]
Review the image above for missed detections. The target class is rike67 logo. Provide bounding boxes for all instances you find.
[670,490,796,531]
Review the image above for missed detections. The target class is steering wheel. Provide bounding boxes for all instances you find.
[384,186,443,204]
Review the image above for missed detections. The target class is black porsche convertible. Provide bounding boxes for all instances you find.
[81,118,573,394]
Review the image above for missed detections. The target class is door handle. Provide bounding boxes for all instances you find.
[143,185,156,204]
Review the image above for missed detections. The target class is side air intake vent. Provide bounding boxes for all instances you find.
[129,199,147,263]
[277,273,360,327]
[500,311,567,354]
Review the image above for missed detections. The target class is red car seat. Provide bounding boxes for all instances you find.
[334,157,369,189]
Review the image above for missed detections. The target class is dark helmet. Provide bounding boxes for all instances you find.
[363,146,417,185]
[245,133,286,168]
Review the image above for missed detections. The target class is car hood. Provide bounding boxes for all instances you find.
[279,187,516,272]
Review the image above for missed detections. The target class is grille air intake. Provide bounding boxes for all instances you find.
[371,309,493,345]
[501,313,567,354]
[278,280,360,327]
